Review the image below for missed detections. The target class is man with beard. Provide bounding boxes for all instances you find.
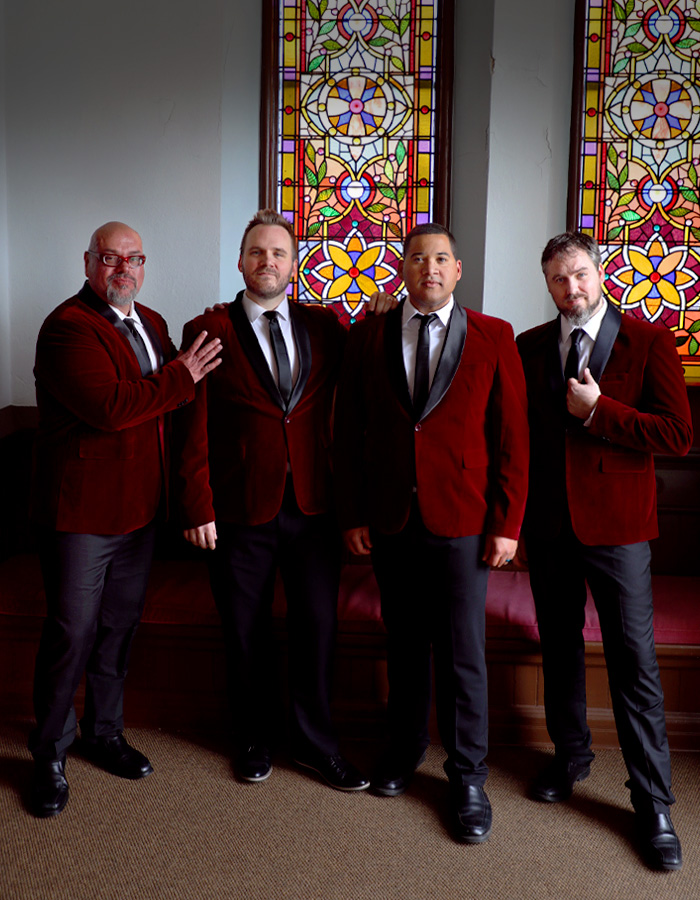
[29,221,221,817]
[176,209,393,790]
[517,232,692,870]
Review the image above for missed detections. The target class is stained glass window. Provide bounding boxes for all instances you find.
[262,0,453,326]
[571,0,700,382]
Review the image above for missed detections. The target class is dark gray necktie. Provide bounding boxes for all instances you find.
[264,310,293,405]
[564,328,583,383]
[413,313,438,417]
[123,317,153,376]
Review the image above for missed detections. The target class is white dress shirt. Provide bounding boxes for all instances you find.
[242,292,300,390]
[112,303,159,373]
[558,299,608,379]
[402,296,454,399]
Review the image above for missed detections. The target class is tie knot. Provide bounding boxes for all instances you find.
[264,310,279,323]
[417,312,438,328]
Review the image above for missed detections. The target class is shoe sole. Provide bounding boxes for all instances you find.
[373,785,407,797]
[32,788,69,819]
[101,763,154,780]
[293,758,370,792]
[372,752,427,798]
[238,767,273,783]
[531,766,590,803]
[455,828,492,845]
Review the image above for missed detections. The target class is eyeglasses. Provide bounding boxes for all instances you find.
[87,251,146,268]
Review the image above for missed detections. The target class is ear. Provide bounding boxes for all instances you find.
[237,256,243,274]
[291,258,298,280]
[84,251,90,276]
[455,259,463,282]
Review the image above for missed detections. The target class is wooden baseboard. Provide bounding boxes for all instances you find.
[3,618,700,751]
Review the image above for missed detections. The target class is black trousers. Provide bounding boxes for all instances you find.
[207,479,341,757]
[527,521,674,814]
[29,523,156,761]
[371,504,491,786]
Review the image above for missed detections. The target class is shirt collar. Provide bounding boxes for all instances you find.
[110,302,139,322]
[402,295,454,328]
[560,298,607,344]
[242,292,291,324]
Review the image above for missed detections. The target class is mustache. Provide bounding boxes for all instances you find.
[108,274,137,287]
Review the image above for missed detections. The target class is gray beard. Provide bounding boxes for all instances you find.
[562,295,604,327]
[106,283,138,307]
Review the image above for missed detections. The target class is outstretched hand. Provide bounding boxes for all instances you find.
[176,331,222,384]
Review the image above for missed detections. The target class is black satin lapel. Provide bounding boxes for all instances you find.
[79,283,151,376]
[587,303,621,382]
[288,305,311,412]
[136,305,165,369]
[229,292,285,409]
[420,303,467,421]
[384,303,413,418]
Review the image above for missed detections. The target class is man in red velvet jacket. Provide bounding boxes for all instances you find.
[29,221,221,819]
[517,232,693,871]
[335,224,529,843]
[176,209,385,792]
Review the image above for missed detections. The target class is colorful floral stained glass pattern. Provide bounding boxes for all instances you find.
[274,0,446,326]
[574,0,700,381]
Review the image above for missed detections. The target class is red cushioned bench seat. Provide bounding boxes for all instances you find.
[2,552,700,748]
[2,553,699,646]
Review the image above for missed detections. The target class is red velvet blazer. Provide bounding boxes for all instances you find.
[517,304,693,546]
[334,302,529,540]
[31,283,195,535]
[175,292,347,528]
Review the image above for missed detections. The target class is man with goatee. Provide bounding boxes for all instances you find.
[517,231,692,871]
[29,221,221,818]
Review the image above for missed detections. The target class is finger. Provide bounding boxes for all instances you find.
[196,341,222,363]
[187,330,208,354]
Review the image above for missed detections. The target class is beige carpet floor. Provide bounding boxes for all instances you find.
[1,719,699,900]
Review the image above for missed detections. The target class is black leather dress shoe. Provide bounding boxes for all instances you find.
[637,813,682,871]
[373,751,427,797]
[31,757,69,818]
[294,753,370,791]
[235,745,272,782]
[531,759,591,803]
[451,784,492,844]
[83,733,153,779]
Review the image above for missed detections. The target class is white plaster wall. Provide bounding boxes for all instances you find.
[3,0,260,406]
[2,0,577,407]
[451,0,495,313]
[220,2,262,301]
[0,5,10,409]
[480,0,576,335]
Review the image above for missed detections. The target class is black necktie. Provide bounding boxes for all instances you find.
[564,328,583,384]
[264,310,293,405]
[413,313,438,417]
[123,317,153,376]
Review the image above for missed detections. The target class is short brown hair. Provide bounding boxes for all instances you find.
[541,232,601,272]
[239,209,298,259]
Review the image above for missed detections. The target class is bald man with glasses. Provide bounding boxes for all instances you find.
[28,221,221,818]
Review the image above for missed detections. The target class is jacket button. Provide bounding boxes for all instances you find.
[285,417,291,424]
[415,424,421,432]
